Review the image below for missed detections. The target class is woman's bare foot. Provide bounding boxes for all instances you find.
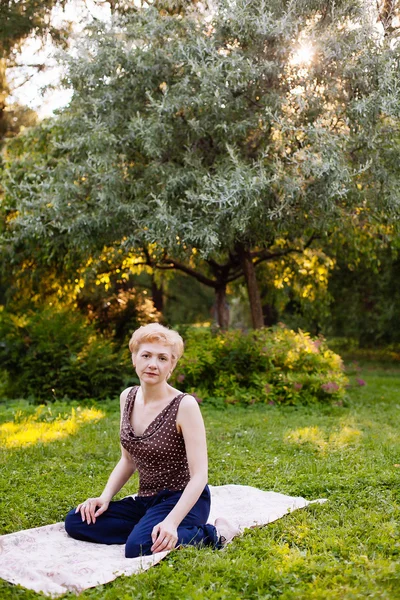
[214,517,240,547]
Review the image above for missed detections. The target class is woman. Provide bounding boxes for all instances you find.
[65,323,237,557]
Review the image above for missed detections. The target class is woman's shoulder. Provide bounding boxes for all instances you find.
[176,393,204,433]
[179,393,199,406]
[120,386,137,410]
[177,393,202,416]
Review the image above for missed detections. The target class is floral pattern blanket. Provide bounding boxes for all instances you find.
[0,485,326,597]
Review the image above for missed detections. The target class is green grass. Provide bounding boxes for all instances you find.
[1,368,400,599]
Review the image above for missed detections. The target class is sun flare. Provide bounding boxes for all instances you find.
[290,43,315,66]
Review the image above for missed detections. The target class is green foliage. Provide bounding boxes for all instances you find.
[0,306,126,401]
[2,0,400,335]
[0,0,69,56]
[163,271,215,325]
[328,337,400,365]
[0,0,71,146]
[255,244,335,332]
[4,1,400,266]
[0,102,38,147]
[2,0,400,337]
[172,326,347,406]
[324,245,400,346]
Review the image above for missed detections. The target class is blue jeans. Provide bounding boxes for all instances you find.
[65,485,219,557]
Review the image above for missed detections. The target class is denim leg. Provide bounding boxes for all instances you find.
[64,496,148,545]
[125,485,219,558]
[176,522,219,548]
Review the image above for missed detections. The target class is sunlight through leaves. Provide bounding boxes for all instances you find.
[0,406,105,448]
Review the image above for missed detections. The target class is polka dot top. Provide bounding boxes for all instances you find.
[120,386,191,497]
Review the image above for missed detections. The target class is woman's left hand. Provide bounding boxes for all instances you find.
[151,519,178,553]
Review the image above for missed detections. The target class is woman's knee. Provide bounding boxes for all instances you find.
[125,536,152,558]
[64,508,81,538]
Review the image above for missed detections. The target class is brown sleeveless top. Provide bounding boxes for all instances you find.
[120,386,191,496]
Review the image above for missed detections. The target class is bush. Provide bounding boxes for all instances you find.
[0,306,126,401]
[171,326,348,406]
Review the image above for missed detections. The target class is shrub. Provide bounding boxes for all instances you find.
[171,326,348,406]
[0,306,126,401]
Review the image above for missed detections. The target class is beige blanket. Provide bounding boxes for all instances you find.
[0,485,326,597]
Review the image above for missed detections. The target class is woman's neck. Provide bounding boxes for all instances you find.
[139,381,172,404]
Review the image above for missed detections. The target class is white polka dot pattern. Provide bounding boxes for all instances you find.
[120,386,191,496]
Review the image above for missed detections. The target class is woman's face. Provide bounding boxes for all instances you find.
[133,342,174,384]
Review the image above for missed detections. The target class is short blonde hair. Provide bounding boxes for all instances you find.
[129,323,184,366]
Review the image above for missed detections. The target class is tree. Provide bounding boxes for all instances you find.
[0,1,136,144]
[0,0,70,143]
[3,1,400,328]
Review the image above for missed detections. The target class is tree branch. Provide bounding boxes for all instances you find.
[226,269,246,283]
[251,233,318,265]
[156,257,217,288]
[205,257,224,270]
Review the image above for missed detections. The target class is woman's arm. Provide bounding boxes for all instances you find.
[98,447,137,502]
[150,395,208,553]
[100,388,137,501]
[76,389,137,524]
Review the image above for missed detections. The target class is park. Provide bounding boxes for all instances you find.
[1,1,400,598]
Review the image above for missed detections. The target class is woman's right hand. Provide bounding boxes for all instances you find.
[75,496,110,524]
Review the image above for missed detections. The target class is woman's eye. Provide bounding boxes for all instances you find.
[160,357,167,361]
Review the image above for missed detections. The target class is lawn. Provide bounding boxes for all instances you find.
[0,366,399,599]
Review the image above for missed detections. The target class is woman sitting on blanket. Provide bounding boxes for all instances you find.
[65,323,238,557]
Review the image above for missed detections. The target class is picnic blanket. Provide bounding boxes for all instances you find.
[0,485,326,597]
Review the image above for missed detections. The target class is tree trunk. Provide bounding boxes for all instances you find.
[236,244,264,329]
[0,60,9,144]
[262,301,279,327]
[151,276,164,315]
[215,285,230,329]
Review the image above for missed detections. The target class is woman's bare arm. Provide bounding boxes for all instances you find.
[76,388,137,523]
[99,388,137,501]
